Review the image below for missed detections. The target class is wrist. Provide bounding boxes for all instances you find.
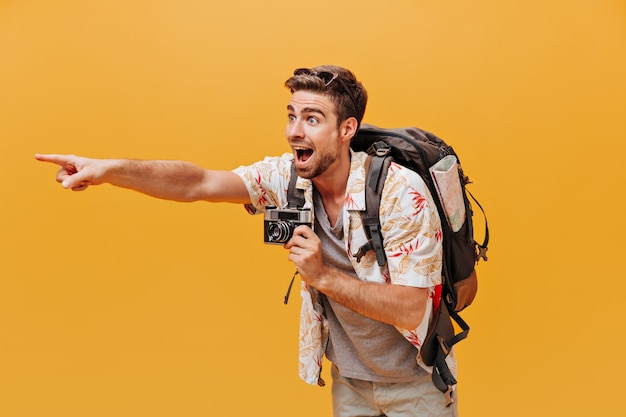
[105,158,139,186]
[315,264,349,296]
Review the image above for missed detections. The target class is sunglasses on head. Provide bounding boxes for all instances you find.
[293,68,359,116]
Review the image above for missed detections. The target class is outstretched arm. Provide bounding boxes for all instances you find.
[35,154,251,204]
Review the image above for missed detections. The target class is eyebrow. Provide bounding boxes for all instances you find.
[287,104,327,118]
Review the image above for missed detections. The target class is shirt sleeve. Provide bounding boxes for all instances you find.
[379,162,443,288]
[231,153,294,215]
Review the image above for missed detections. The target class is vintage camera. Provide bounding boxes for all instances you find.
[264,206,312,244]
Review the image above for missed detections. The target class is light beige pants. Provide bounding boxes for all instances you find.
[331,365,458,417]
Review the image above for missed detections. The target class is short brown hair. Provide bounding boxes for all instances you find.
[285,65,368,128]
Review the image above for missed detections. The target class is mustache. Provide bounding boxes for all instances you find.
[289,139,314,148]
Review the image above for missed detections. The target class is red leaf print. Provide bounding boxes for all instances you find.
[345,193,357,209]
[255,172,268,206]
[410,188,427,216]
[406,330,421,347]
[432,284,442,314]
[389,241,418,258]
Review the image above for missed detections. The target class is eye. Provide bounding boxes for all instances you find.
[288,114,296,122]
[307,116,319,124]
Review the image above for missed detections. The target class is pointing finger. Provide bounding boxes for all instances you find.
[34,154,75,166]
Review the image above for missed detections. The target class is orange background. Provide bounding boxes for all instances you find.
[1,1,625,416]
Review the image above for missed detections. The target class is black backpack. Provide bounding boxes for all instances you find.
[285,124,489,404]
[350,124,489,404]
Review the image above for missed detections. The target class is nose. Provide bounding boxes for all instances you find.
[286,118,304,140]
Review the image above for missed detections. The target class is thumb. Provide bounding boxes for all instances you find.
[61,170,91,190]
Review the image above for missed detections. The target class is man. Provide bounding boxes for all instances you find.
[36,65,457,417]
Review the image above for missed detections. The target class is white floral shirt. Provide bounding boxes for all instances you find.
[233,150,452,385]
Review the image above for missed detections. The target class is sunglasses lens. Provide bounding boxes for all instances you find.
[316,72,336,86]
[293,69,337,87]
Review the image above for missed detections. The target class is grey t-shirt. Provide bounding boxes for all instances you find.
[313,190,426,383]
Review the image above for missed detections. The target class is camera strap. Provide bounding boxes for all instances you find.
[283,270,299,304]
[287,164,305,208]
[283,164,308,304]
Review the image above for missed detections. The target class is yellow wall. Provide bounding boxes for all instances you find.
[1,1,625,415]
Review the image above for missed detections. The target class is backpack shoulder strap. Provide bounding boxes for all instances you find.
[354,153,392,266]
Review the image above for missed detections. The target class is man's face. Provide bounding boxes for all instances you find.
[286,90,342,179]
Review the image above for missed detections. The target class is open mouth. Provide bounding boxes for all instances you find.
[294,146,314,164]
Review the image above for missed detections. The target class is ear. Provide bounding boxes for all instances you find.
[340,117,359,142]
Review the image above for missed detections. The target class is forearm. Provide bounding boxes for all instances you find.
[104,159,213,201]
[90,158,250,203]
[314,266,428,329]
[286,228,429,329]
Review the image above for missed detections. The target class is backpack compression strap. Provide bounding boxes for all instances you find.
[466,189,489,262]
[431,307,470,406]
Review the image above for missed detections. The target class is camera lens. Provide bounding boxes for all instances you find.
[267,221,293,243]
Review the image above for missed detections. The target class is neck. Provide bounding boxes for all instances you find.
[312,153,350,226]
[312,152,350,198]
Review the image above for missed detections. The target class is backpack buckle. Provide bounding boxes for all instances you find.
[354,241,372,263]
[367,141,391,157]
[477,245,488,262]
